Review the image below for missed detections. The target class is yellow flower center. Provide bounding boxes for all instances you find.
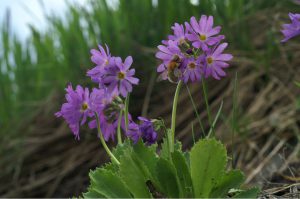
[207,57,213,64]
[188,62,196,69]
[105,59,109,65]
[81,102,89,111]
[199,34,207,41]
[118,72,125,79]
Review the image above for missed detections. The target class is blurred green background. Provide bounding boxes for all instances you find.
[1,0,300,197]
[1,0,294,128]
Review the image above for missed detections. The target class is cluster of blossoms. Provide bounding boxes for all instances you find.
[281,13,300,42]
[156,15,233,82]
[56,45,157,144]
[56,15,235,145]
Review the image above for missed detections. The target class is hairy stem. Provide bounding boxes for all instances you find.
[124,94,130,132]
[117,110,123,144]
[170,80,183,152]
[95,113,120,165]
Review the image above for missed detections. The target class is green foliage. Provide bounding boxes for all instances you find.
[84,168,131,198]
[83,138,259,198]
[156,158,182,197]
[210,170,245,198]
[171,150,193,197]
[190,138,227,198]
[119,151,152,198]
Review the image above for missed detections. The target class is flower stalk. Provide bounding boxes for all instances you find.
[95,112,120,165]
[124,94,130,131]
[170,80,183,152]
[117,110,123,144]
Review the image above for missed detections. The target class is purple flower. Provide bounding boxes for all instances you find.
[55,85,93,140]
[181,57,202,83]
[102,56,139,97]
[281,13,300,42]
[87,45,114,84]
[88,112,118,141]
[163,22,191,45]
[138,117,157,145]
[88,92,130,141]
[90,44,112,66]
[203,43,233,80]
[156,40,184,82]
[126,117,157,145]
[186,16,224,51]
[126,121,141,143]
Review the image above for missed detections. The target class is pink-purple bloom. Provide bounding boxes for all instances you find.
[162,23,190,45]
[156,15,232,82]
[87,44,113,84]
[203,43,233,80]
[281,13,300,42]
[88,112,118,141]
[126,117,158,145]
[102,56,139,97]
[186,16,224,51]
[182,57,202,83]
[156,40,183,82]
[126,122,141,143]
[57,44,140,141]
[55,85,94,139]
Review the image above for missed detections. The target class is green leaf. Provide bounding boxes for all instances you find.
[160,135,182,159]
[160,137,170,159]
[87,168,132,198]
[83,188,105,198]
[210,170,245,198]
[112,139,132,160]
[233,187,260,198]
[119,150,152,198]
[190,138,227,198]
[171,151,193,197]
[133,141,158,179]
[156,158,182,198]
[132,141,164,193]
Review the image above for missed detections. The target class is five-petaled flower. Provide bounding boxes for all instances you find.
[103,56,139,97]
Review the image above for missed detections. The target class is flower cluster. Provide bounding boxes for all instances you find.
[87,45,139,97]
[55,84,121,140]
[56,45,157,144]
[156,15,233,82]
[281,13,300,42]
[126,117,158,145]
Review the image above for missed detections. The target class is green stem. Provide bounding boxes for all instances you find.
[207,101,223,138]
[191,122,195,144]
[117,110,123,144]
[124,94,130,132]
[201,78,212,129]
[231,72,238,169]
[170,80,183,152]
[185,84,205,137]
[95,113,120,165]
